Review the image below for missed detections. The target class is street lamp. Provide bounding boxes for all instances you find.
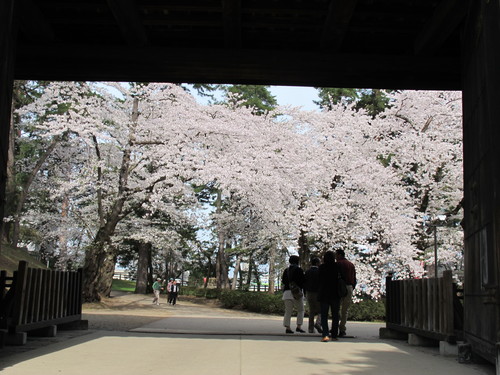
[430,214,447,278]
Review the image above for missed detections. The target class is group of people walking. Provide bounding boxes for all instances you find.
[282,249,356,342]
[152,278,180,306]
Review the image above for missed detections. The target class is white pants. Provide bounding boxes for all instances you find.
[153,290,160,304]
[283,297,304,327]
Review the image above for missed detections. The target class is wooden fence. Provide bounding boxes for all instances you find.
[0,261,83,334]
[385,270,463,343]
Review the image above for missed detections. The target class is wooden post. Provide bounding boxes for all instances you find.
[0,0,18,251]
[385,275,392,323]
[10,261,28,333]
[0,270,6,300]
[442,270,454,336]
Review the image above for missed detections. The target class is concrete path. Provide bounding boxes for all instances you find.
[0,301,495,375]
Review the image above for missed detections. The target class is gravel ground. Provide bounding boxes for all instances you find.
[82,292,220,331]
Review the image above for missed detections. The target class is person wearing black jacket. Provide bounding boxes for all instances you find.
[318,250,342,342]
[281,255,306,334]
[304,257,322,334]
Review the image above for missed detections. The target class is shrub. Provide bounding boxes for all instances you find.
[219,290,284,315]
[180,287,386,321]
[348,298,386,321]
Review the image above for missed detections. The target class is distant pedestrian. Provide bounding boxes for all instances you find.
[335,249,356,337]
[169,280,180,305]
[304,257,322,334]
[281,255,306,334]
[152,278,163,305]
[318,250,341,342]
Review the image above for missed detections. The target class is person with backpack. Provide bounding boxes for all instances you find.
[281,255,306,334]
[304,257,323,334]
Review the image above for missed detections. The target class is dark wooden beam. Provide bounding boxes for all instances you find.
[222,0,242,48]
[321,0,358,51]
[414,0,468,56]
[19,0,55,43]
[14,44,461,90]
[0,0,19,251]
[107,0,148,46]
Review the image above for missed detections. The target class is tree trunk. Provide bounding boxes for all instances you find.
[135,241,151,294]
[82,98,138,302]
[215,189,229,289]
[57,194,69,270]
[298,229,311,269]
[231,253,242,290]
[254,262,261,291]
[268,244,276,294]
[246,254,253,289]
[11,134,61,248]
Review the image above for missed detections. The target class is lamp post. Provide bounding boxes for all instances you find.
[430,214,447,279]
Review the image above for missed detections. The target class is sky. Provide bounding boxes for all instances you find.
[189,84,320,111]
[269,86,319,111]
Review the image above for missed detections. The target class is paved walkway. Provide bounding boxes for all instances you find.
[0,300,495,375]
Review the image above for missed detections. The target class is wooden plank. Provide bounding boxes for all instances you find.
[11,262,29,332]
[22,267,33,325]
[321,0,359,51]
[222,0,241,48]
[107,0,148,46]
[438,276,444,334]
[422,278,428,330]
[433,277,439,333]
[62,271,68,316]
[386,322,455,342]
[32,268,42,323]
[402,280,408,326]
[14,45,462,91]
[49,268,56,320]
[0,270,6,300]
[412,280,418,328]
[395,280,401,324]
[54,271,61,319]
[14,314,82,333]
[0,0,18,237]
[442,270,454,335]
[76,268,83,314]
[39,269,48,321]
[414,0,467,56]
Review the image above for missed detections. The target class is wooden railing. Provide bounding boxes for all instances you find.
[385,270,462,343]
[1,261,83,334]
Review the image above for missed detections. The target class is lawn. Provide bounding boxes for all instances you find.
[112,278,136,292]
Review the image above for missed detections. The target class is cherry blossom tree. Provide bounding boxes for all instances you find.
[15,81,463,302]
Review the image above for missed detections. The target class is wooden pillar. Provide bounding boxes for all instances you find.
[462,0,500,365]
[0,0,18,252]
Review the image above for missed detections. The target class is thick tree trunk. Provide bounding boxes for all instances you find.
[82,98,138,302]
[135,241,151,294]
[231,253,242,290]
[216,239,230,289]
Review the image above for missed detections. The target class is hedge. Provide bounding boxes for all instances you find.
[181,287,385,321]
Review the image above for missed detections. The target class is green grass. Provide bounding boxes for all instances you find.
[0,242,48,275]
[111,278,136,292]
